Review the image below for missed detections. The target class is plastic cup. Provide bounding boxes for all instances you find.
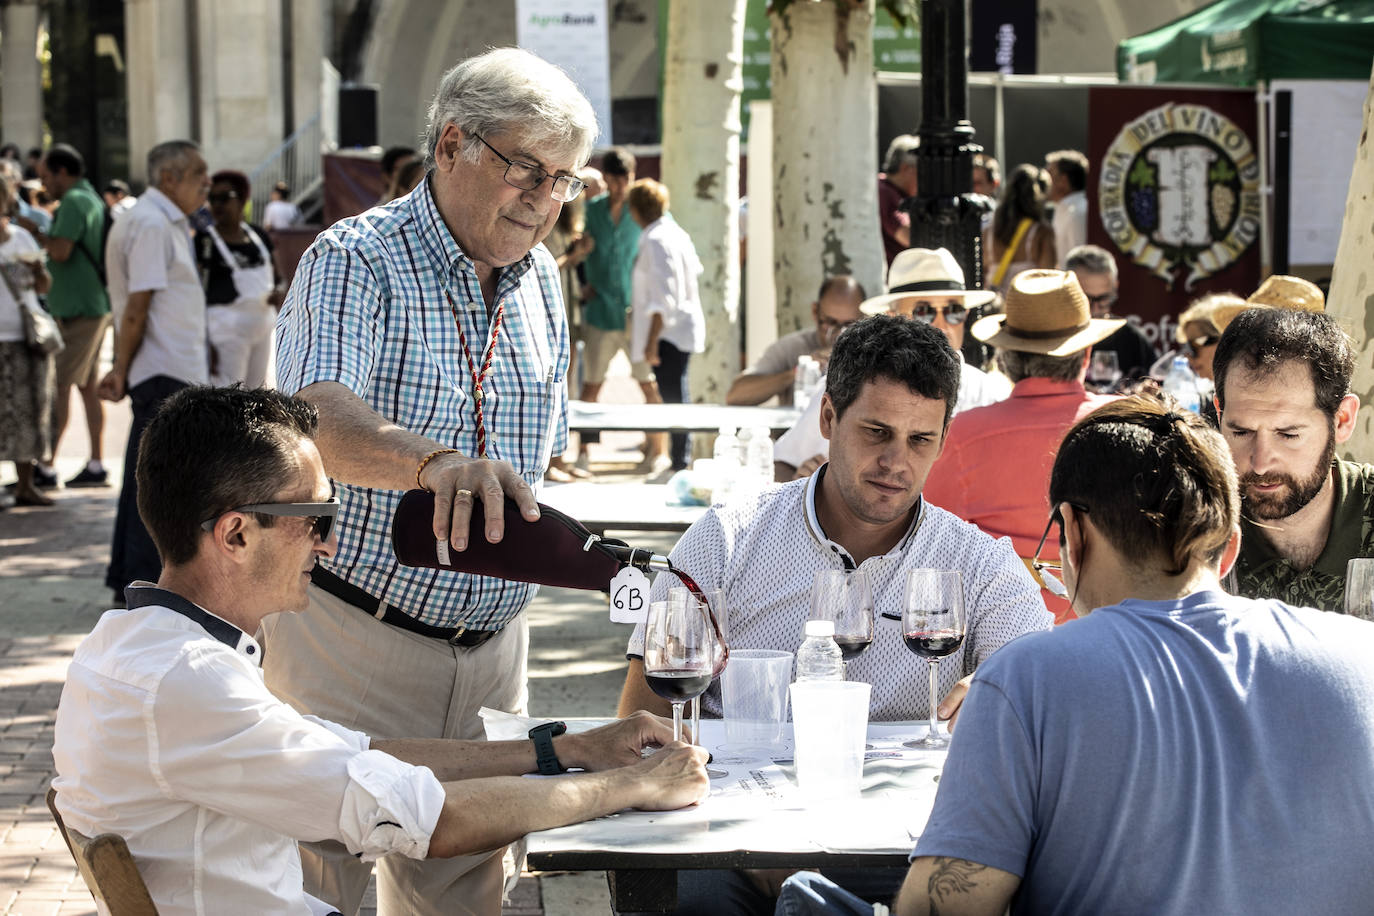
[721,650,793,752]
[789,680,871,802]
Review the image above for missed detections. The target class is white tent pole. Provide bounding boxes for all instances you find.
[1256,79,1272,278]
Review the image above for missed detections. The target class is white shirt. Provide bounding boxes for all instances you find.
[0,227,42,342]
[626,470,1052,721]
[52,585,445,916]
[630,216,705,358]
[106,187,210,388]
[263,199,303,231]
[1052,189,1087,268]
[773,356,1012,468]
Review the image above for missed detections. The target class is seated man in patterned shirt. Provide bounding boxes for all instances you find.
[1213,305,1372,610]
[616,316,1053,914]
[52,386,708,916]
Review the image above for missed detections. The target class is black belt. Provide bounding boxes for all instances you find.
[309,566,501,648]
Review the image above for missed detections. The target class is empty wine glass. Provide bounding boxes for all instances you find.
[901,569,967,749]
[810,569,875,666]
[1345,558,1374,621]
[644,594,720,743]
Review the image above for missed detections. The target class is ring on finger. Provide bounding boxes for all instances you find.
[455,489,474,500]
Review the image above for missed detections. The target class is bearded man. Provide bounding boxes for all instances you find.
[1212,306,1373,610]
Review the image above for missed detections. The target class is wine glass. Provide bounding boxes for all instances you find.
[671,587,730,778]
[901,569,967,749]
[644,594,720,743]
[810,569,875,666]
[1345,558,1374,621]
[1088,351,1122,392]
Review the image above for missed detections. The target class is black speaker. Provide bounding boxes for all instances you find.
[338,85,378,148]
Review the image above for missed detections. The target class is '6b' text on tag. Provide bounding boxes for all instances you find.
[609,566,651,624]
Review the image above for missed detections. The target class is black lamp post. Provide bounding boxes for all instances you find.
[905,0,989,288]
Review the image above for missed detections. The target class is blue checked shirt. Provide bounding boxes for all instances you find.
[276,178,569,630]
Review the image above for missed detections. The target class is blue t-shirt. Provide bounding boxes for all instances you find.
[915,589,1374,915]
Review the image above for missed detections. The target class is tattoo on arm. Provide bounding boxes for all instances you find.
[928,857,990,914]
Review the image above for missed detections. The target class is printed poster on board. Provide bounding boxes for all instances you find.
[517,0,612,146]
[1088,86,1262,353]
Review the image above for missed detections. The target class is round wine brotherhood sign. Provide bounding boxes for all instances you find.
[1098,102,1261,291]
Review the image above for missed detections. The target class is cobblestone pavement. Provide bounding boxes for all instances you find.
[0,362,675,915]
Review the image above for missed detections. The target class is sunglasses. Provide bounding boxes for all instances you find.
[1181,334,1220,356]
[903,301,969,326]
[1086,293,1117,309]
[1028,501,1088,598]
[201,498,340,542]
[207,191,239,204]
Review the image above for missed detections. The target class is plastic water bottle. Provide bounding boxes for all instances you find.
[712,426,740,502]
[745,424,774,488]
[793,355,821,406]
[795,619,844,681]
[1162,356,1201,413]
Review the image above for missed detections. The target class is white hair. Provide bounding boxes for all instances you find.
[147,140,200,186]
[423,48,598,170]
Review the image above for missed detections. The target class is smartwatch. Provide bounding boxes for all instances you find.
[529,720,568,775]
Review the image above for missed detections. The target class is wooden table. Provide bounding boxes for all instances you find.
[539,482,707,534]
[569,401,802,435]
[526,720,946,912]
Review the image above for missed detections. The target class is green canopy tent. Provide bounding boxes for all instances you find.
[1118,0,1374,86]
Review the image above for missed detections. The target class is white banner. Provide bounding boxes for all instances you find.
[515,0,613,147]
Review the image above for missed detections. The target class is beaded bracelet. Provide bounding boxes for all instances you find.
[415,448,461,490]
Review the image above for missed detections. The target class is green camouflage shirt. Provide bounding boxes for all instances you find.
[1231,459,1374,612]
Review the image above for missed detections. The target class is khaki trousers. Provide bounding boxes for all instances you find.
[261,583,530,916]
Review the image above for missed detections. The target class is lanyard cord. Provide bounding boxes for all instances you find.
[446,291,505,458]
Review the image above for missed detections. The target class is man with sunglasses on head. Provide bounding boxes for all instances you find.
[923,269,1123,624]
[773,248,1010,481]
[1064,244,1157,387]
[52,386,708,916]
[726,275,866,407]
[777,393,1374,916]
[272,49,600,914]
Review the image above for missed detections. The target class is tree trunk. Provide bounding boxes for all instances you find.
[661,0,748,406]
[1327,62,1374,462]
[770,0,883,338]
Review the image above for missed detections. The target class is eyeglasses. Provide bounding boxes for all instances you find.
[1086,292,1117,309]
[207,192,238,204]
[817,315,858,336]
[1181,334,1220,356]
[474,134,585,203]
[902,301,969,326]
[1028,501,1088,598]
[200,498,340,542]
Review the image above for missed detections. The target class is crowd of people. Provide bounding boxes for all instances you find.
[6,42,1369,916]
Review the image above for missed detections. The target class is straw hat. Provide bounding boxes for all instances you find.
[859,247,998,315]
[971,269,1125,356]
[1212,275,1325,332]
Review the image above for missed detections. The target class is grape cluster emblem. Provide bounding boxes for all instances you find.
[1098,103,1260,290]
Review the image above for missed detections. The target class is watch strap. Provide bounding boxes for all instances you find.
[529,721,567,775]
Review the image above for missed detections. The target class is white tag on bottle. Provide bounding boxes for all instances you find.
[609,566,651,624]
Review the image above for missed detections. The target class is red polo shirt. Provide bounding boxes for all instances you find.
[923,377,1119,624]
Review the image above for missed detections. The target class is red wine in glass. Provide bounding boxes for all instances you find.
[834,635,874,661]
[903,630,964,659]
[645,670,714,702]
[901,570,967,749]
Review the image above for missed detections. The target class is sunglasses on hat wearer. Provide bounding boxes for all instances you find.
[902,301,969,326]
[1180,333,1220,357]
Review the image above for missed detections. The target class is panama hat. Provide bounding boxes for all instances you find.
[1212,274,1325,332]
[859,247,998,315]
[971,269,1124,356]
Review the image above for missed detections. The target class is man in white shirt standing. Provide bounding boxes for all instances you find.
[52,385,708,916]
[1046,149,1089,269]
[98,140,212,601]
[773,248,1010,481]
